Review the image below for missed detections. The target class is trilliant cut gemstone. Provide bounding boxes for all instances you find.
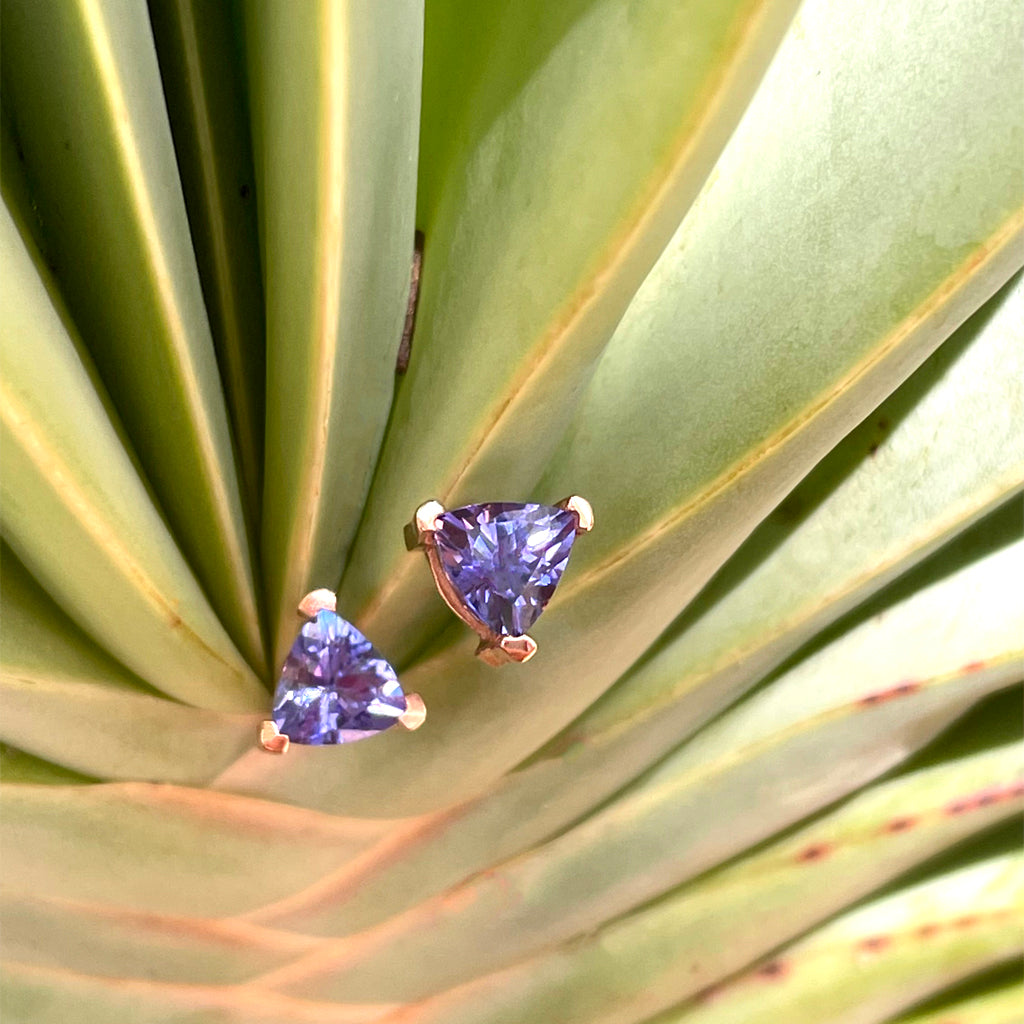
[272,610,406,744]
[434,502,579,636]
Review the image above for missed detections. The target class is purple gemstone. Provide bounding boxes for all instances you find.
[434,502,579,636]
[272,610,406,744]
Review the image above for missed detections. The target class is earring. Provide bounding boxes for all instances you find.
[406,497,593,665]
[259,589,426,753]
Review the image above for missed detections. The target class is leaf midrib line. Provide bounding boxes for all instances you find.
[276,0,347,615]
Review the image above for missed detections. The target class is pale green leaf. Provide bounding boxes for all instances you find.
[0,545,259,782]
[340,0,801,660]
[0,674,259,785]
[147,0,266,518]
[248,733,1024,1002]
[217,0,1024,820]
[229,279,1024,924]
[210,275,1024,816]
[0,203,264,711]
[361,853,1022,1024]
[1,0,264,669]
[0,746,94,786]
[0,782,398,916]
[578,274,1024,739]
[891,978,1024,1024]
[665,855,1024,1024]
[0,897,315,986]
[247,0,424,666]
[0,962,393,1024]
[245,522,1023,935]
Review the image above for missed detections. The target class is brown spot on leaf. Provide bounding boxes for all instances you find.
[858,680,919,706]
[796,843,832,862]
[884,815,918,833]
[756,960,788,980]
[859,935,891,953]
[962,660,985,672]
[946,798,972,815]
[917,922,941,939]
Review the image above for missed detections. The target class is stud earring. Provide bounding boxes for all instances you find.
[405,497,593,665]
[259,589,426,753]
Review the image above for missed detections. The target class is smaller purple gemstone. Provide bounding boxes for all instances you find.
[272,610,406,744]
[434,502,578,636]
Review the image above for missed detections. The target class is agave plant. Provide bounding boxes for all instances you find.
[0,0,1021,1020]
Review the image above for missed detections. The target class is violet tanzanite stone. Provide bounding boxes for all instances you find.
[434,502,579,636]
[272,610,406,744]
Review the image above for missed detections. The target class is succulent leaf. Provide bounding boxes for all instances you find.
[245,0,425,666]
[1,0,265,670]
[0,0,1021,1018]
[0,203,264,710]
[339,0,803,661]
[146,0,266,520]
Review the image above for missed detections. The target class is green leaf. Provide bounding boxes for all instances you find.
[1,0,264,670]
[241,531,1022,989]
[212,0,1024,821]
[0,546,258,783]
[209,255,1023,819]
[0,203,264,711]
[248,731,1024,1002]
[0,782,397,916]
[665,855,1024,1024]
[0,746,94,786]
[0,962,393,1024]
[579,274,1024,740]
[892,978,1024,1024]
[146,0,266,520]
[234,278,1022,935]
[0,896,316,987]
[349,852,1022,1024]
[339,0,802,660]
[244,514,1023,936]
[247,0,424,665]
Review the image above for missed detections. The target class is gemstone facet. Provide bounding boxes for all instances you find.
[272,610,406,744]
[433,502,579,636]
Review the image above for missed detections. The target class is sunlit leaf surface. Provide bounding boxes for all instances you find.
[0,0,1021,1019]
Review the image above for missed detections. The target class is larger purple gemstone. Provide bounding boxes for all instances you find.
[434,502,578,636]
[272,610,406,744]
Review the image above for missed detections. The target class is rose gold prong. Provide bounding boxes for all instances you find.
[557,495,594,534]
[298,589,337,618]
[259,720,290,754]
[405,500,446,550]
[476,634,538,666]
[398,692,427,731]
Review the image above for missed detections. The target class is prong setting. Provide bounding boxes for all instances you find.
[405,500,446,550]
[476,634,538,666]
[557,495,594,534]
[297,588,337,618]
[398,692,427,730]
[259,720,290,754]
